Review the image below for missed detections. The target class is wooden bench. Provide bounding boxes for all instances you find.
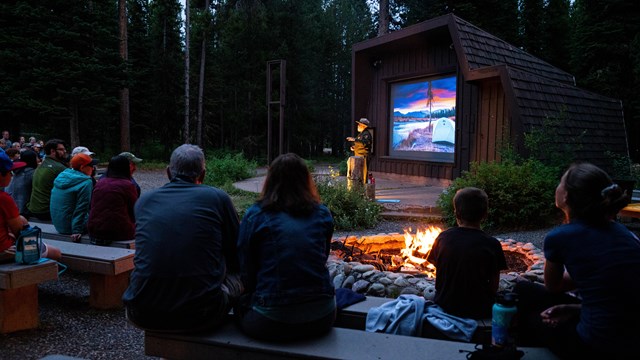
[30,221,135,249]
[145,321,559,360]
[620,203,640,219]
[335,295,492,343]
[44,239,134,309]
[0,260,59,333]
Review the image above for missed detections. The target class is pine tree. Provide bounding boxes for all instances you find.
[571,0,640,161]
[0,0,123,147]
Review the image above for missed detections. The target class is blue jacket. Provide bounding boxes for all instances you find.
[51,168,93,234]
[6,166,34,215]
[238,203,335,307]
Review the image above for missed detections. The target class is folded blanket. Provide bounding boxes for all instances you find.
[365,294,478,342]
[424,303,478,342]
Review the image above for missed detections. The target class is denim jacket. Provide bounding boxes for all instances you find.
[238,203,335,307]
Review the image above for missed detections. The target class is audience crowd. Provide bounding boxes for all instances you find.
[2,129,639,359]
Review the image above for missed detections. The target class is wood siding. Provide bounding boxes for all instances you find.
[473,79,509,163]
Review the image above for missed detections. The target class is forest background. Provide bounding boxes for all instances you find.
[1,0,638,164]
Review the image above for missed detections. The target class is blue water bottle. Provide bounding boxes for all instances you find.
[491,292,518,348]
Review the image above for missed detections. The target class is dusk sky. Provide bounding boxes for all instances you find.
[392,76,456,114]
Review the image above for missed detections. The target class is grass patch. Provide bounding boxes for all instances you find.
[137,161,168,170]
[219,183,259,218]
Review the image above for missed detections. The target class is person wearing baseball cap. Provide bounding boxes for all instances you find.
[50,153,97,242]
[0,152,61,259]
[0,152,26,192]
[346,117,373,183]
[119,152,143,196]
[71,146,95,157]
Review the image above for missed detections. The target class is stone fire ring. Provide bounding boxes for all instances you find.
[328,234,545,300]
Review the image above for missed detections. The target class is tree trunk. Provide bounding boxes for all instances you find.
[196,0,210,147]
[378,0,389,36]
[70,103,80,148]
[183,0,190,144]
[347,156,365,190]
[119,0,130,151]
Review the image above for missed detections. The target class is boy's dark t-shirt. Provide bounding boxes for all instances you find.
[426,227,507,319]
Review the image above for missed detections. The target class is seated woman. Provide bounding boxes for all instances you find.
[235,153,336,341]
[87,155,138,245]
[515,162,640,359]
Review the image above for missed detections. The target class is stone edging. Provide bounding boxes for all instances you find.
[328,235,545,300]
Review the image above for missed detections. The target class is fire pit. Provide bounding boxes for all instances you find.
[328,227,545,299]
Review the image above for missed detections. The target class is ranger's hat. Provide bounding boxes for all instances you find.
[356,118,370,127]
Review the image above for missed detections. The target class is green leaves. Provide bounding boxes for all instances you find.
[316,179,382,230]
[436,159,560,231]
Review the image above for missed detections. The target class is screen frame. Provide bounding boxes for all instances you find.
[387,73,457,163]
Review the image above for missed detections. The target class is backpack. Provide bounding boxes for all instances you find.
[15,225,42,265]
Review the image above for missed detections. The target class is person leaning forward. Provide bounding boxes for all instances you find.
[123,144,243,333]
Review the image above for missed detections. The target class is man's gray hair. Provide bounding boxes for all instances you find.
[169,144,205,180]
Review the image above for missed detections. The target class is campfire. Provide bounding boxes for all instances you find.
[330,226,536,277]
[328,228,545,299]
[331,226,443,277]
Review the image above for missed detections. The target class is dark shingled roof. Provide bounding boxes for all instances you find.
[452,16,575,86]
[447,14,627,169]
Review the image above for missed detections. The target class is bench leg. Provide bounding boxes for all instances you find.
[89,271,131,310]
[0,284,39,333]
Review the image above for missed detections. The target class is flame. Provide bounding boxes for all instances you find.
[398,226,442,276]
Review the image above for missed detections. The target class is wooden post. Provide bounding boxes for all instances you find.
[365,183,376,200]
[89,271,132,309]
[0,285,39,333]
[347,156,365,190]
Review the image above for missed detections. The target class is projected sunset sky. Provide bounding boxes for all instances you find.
[392,77,457,115]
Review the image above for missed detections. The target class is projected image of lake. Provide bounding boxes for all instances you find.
[392,119,455,152]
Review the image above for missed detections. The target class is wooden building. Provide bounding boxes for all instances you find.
[352,14,628,183]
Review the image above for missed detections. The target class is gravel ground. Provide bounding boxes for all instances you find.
[1,170,552,360]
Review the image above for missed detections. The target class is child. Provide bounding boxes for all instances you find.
[0,152,61,260]
[516,162,640,359]
[427,187,507,319]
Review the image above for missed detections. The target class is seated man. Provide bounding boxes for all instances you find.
[427,187,507,319]
[123,144,242,333]
[27,139,68,220]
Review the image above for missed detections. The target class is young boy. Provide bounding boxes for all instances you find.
[426,187,507,319]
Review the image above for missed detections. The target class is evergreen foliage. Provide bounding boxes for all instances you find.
[0,0,638,163]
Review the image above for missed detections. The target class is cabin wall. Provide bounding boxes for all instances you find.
[354,32,482,180]
[472,79,510,164]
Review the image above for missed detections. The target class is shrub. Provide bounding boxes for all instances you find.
[338,158,348,176]
[204,152,257,187]
[436,159,561,231]
[316,178,382,230]
[304,159,316,173]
